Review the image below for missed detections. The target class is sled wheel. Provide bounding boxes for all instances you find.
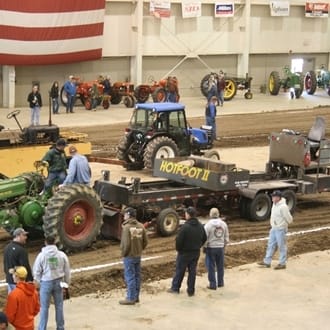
[268,71,281,95]
[281,189,297,214]
[156,208,179,237]
[43,185,102,252]
[204,150,220,160]
[143,136,179,169]
[248,193,271,221]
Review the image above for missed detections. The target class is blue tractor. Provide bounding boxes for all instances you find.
[117,103,220,170]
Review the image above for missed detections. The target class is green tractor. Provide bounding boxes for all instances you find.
[268,66,304,99]
[304,65,330,96]
[0,165,103,252]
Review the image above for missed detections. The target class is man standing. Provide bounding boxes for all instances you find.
[63,75,76,113]
[119,207,148,305]
[33,235,71,330]
[3,228,33,293]
[41,138,67,194]
[60,145,91,186]
[27,84,42,126]
[258,190,293,270]
[4,266,40,330]
[204,208,229,290]
[217,70,226,107]
[205,96,218,143]
[167,206,207,297]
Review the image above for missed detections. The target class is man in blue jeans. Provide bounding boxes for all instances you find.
[204,208,229,289]
[258,190,293,270]
[167,206,207,297]
[33,235,71,330]
[63,75,76,113]
[119,207,148,305]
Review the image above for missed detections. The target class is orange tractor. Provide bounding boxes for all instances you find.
[134,76,180,103]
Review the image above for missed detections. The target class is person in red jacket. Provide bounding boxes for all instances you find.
[4,266,40,330]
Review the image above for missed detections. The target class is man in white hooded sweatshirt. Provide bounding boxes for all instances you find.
[258,190,293,270]
[33,235,71,330]
[204,208,229,289]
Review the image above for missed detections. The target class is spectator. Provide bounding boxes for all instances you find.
[0,311,8,330]
[60,145,91,186]
[27,84,42,126]
[207,73,218,102]
[102,75,112,95]
[258,190,293,270]
[167,206,207,297]
[50,81,60,114]
[4,266,40,330]
[41,138,67,194]
[3,228,33,294]
[33,235,71,330]
[119,207,148,305]
[204,208,229,289]
[63,75,76,113]
[217,70,226,107]
[91,83,99,111]
[205,96,218,142]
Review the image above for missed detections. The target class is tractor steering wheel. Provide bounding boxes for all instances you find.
[7,109,21,119]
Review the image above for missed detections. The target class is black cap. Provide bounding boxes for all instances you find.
[185,206,197,217]
[271,190,282,197]
[56,138,67,147]
[123,207,136,217]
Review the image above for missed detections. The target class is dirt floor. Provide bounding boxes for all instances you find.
[1,107,330,311]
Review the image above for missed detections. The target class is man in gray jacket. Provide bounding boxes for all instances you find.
[204,208,229,289]
[33,236,71,330]
[258,190,293,270]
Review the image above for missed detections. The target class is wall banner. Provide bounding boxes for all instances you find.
[215,3,235,17]
[150,0,171,18]
[305,2,329,17]
[182,1,202,18]
[270,1,290,16]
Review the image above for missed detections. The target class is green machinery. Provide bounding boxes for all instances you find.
[268,65,304,99]
[0,169,102,252]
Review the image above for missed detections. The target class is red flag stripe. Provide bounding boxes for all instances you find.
[0,23,104,41]
[0,49,102,66]
[0,0,105,13]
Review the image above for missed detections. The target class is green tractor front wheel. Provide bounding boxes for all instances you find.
[268,71,281,95]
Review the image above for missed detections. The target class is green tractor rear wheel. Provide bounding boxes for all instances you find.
[268,71,281,95]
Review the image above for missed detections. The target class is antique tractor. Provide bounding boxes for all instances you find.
[0,164,103,251]
[110,81,136,108]
[304,65,330,96]
[117,102,220,170]
[60,78,110,110]
[134,76,180,103]
[268,66,304,98]
[200,72,253,101]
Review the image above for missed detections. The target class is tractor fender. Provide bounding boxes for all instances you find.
[189,128,210,144]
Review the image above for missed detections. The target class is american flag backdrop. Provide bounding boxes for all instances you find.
[0,0,105,65]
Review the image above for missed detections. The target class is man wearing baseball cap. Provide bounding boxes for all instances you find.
[63,75,76,113]
[258,190,293,270]
[3,228,33,293]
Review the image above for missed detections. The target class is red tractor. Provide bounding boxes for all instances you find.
[110,81,136,108]
[60,77,110,110]
[134,76,180,103]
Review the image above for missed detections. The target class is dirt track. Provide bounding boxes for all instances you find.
[1,107,330,304]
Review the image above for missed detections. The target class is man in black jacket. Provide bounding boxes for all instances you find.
[3,228,33,294]
[167,207,207,296]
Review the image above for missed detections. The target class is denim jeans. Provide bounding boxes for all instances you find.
[52,97,59,114]
[38,278,64,330]
[31,106,40,125]
[264,228,288,265]
[205,247,224,288]
[206,116,216,141]
[171,252,200,295]
[66,95,75,113]
[123,257,141,301]
[7,283,16,294]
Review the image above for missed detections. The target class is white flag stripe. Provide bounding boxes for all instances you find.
[0,9,104,28]
[0,36,103,55]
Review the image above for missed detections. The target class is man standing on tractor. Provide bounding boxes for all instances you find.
[63,75,76,113]
[27,84,42,126]
[41,138,67,194]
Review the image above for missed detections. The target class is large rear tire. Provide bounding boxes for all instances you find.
[43,185,103,252]
[110,93,122,105]
[268,71,281,95]
[156,208,179,237]
[224,79,237,101]
[143,136,179,169]
[152,87,167,102]
[304,71,317,95]
[134,86,150,103]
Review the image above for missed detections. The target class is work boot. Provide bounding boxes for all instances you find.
[167,288,179,294]
[274,264,286,270]
[119,299,135,305]
[257,261,271,268]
